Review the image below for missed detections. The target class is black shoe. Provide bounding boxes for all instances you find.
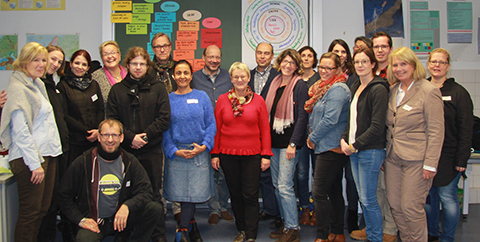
[259,211,277,221]
[189,220,203,242]
[270,217,283,229]
[428,235,439,242]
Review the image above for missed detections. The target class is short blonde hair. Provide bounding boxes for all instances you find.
[387,47,426,84]
[98,40,120,56]
[229,62,250,78]
[13,42,49,77]
[273,48,304,76]
[427,48,450,64]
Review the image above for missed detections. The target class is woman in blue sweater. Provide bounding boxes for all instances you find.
[162,60,216,242]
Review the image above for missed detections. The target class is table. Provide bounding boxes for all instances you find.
[0,173,17,242]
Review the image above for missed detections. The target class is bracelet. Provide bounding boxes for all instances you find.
[349,144,356,153]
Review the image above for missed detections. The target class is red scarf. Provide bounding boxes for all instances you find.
[304,74,346,113]
[227,86,253,117]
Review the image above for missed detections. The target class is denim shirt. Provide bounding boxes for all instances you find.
[309,82,350,154]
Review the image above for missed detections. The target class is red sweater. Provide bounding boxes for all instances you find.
[211,93,273,157]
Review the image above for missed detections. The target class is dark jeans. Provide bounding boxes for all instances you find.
[260,167,279,216]
[345,159,359,212]
[134,148,166,240]
[76,201,163,242]
[10,156,57,242]
[296,144,316,208]
[312,151,348,239]
[220,154,261,240]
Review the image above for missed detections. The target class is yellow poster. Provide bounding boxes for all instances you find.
[1,0,65,11]
[111,13,132,23]
[112,1,132,11]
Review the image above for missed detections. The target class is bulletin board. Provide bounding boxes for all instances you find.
[113,0,241,71]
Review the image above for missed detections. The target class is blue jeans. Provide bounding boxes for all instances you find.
[296,144,315,208]
[271,148,300,230]
[425,172,461,242]
[207,166,231,215]
[350,149,385,242]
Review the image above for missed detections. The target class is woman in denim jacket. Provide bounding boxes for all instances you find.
[306,52,350,242]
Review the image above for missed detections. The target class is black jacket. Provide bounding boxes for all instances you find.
[41,74,69,153]
[57,71,104,145]
[58,147,153,225]
[106,72,170,154]
[249,67,280,99]
[342,76,389,151]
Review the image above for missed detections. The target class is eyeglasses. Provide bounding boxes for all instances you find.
[318,66,337,71]
[102,51,118,57]
[232,75,248,80]
[373,45,390,50]
[281,59,296,66]
[428,60,449,66]
[152,44,171,50]
[100,133,121,140]
[354,60,370,66]
[129,62,147,67]
[206,55,221,61]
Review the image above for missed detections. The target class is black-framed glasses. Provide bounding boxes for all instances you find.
[100,133,121,140]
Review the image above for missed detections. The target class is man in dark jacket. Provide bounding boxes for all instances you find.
[106,46,170,242]
[58,119,162,242]
[149,32,176,93]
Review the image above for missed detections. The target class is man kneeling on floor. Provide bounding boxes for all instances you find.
[58,119,162,242]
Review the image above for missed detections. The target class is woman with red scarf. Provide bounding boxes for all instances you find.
[306,52,351,242]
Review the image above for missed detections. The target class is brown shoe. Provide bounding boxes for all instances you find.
[299,207,310,225]
[315,239,329,242]
[309,207,317,226]
[350,228,367,241]
[221,211,234,222]
[208,214,219,225]
[275,229,299,242]
[383,233,398,242]
[270,227,286,239]
[328,233,345,242]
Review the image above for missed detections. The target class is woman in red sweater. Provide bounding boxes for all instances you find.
[211,62,273,242]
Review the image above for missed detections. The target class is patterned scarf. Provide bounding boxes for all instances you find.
[152,58,175,93]
[304,74,346,113]
[65,69,93,91]
[227,86,253,117]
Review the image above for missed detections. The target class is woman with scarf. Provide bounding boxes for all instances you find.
[306,52,351,242]
[266,49,309,242]
[210,62,272,242]
[57,49,104,165]
[92,41,127,105]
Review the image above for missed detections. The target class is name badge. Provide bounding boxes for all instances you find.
[187,99,198,104]
[126,181,130,187]
[91,94,98,102]
[442,96,452,101]
[55,89,60,93]
[402,104,412,111]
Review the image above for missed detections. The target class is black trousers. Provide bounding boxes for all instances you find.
[312,151,348,239]
[220,154,261,240]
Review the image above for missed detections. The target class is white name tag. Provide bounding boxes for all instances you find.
[126,181,130,187]
[442,96,452,101]
[55,89,60,93]
[91,94,98,102]
[402,104,412,111]
[187,99,198,104]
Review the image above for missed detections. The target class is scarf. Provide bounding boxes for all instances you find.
[65,69,93,91]
[104,66,127,86]
[304,74,346,113]
[122,74,150,110]
[227,86,253,117]
[152,58,174,93]
[265,74,302,134]
[97,143,121,161]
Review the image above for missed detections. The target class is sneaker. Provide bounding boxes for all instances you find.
[350,228,367,241]
[270,227,286,239]
[275,229,299,242]
[383,233,398,242]
[233,231,246,242]
[208,214,220,225]
[221,211,234,222]
[246,239,255,242]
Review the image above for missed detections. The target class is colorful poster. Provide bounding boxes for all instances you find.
[363,0,405,38]
[1,0,65,11]
[410,10,439,54]
[0,35,18,71]
[447,2,472,43]
[26,34,79,61]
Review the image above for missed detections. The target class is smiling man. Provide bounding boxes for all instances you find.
[58,119,163,242]
[150,32,176,93]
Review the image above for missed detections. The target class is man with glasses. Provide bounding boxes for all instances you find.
[58,119,163,242]
[150,32,176,93]
[107,47,170,242]
[192,44,234,225]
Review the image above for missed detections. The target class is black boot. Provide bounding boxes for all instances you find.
[189,220,202,242]
[347,209,359,233]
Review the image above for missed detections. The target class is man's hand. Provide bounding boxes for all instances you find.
[114,204,129,232]
[86,129,99,142]
[81,218,100,233]
[131,133,147,149]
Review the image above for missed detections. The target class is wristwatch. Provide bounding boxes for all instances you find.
[289,142,296,148]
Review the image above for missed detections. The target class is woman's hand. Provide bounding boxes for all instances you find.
[86,129,99,142]
[191,143,207,157]
[286,145,296,160]
[341,139,353,156]
[0,90,7,109]
[31,166,45,184]
[456,166,466,172]
[174,150,192,159]
[211,157,220,171]
[261,158,270,171]
[131,133,147,149]
[306,137,315,150]
[423,169,436,180]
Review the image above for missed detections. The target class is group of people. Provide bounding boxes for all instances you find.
[0,30,472,242]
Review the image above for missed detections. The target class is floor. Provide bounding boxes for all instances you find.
[55,204,480,241]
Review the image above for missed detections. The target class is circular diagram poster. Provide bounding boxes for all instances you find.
[243,0,307,53]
